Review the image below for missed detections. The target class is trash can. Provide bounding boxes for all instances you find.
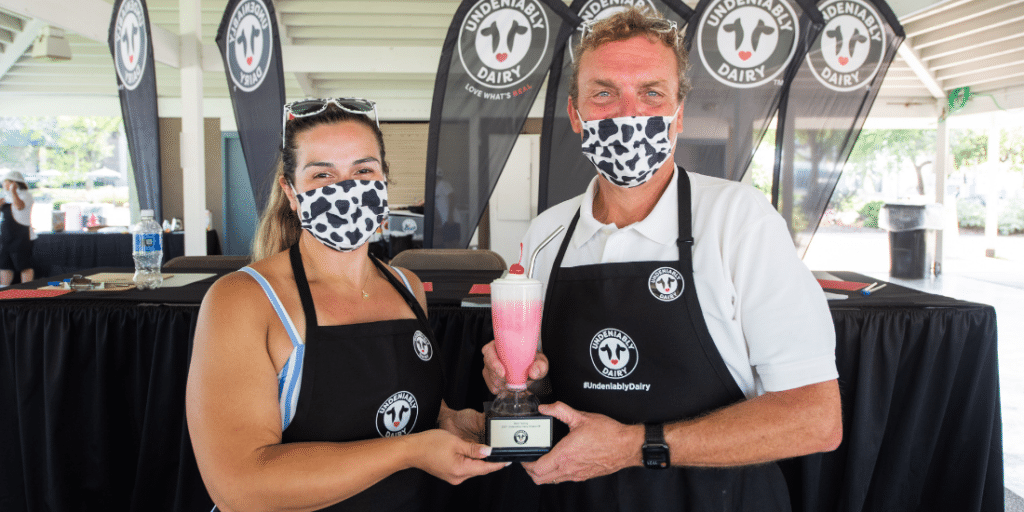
[879,203,943,279]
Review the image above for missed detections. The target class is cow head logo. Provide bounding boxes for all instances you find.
[589,328,639,380]
[114,0,148,91]
[697,0,799,88]
[514,430,529,445]
[807,0,886,92]
[412,330,432,361]
[649,267,684,302]
[376,391,419,437]
[458,0,549,89]
[225,0,274,92]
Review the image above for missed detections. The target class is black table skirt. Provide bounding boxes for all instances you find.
[30,230,222,279]
[0,271,1003,511]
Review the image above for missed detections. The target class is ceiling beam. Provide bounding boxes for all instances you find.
[281,45,440,74]
[0,18,41,83]
[195,44,441,77]
[896,41,945,99]
[0,0,181,68]
[275,7,314,98]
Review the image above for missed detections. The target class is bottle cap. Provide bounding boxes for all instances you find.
[140,209,154,218]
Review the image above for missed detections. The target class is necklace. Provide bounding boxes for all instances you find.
[337,270,372,299]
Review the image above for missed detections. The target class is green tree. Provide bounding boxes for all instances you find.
[1000,127,1024,172]
[48,117,121,178]
[847,129,935,195]
[951,129,987,170]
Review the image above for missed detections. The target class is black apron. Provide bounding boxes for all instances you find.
[539,169,791,512]
[281,244,445,511]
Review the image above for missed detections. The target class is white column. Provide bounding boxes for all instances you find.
[984,120,1000,257]
[934,117,947,274]
[179,0,206,256]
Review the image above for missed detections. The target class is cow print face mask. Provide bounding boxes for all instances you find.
[292,179,389,252]
[577,109,679,188]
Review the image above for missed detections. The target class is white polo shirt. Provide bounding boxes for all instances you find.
[521,168,837,398]
[10,188,33,227]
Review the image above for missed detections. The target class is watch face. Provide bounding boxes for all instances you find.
[643,444,670,469]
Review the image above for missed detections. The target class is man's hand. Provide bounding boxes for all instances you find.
[522,402,642,484]
[439,404,486,443]
[481,340,548,395]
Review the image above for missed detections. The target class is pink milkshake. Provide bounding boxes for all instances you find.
[490,256,544,392]
[492,299,543,389]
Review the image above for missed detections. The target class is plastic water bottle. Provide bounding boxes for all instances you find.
[132,209,163,290]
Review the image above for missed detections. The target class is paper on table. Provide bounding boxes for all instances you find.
[84,272,216,288]
[824,291,848,300]
[817,279,870,291]
[812,271,842,281]
[150,273,216,287]
[812,271,871,291]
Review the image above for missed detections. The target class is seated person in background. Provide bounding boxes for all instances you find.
[186,98,505,512]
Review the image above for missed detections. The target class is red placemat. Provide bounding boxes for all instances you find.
[817,279,870,291]
[0,289,74,300]
[468,284,491,295]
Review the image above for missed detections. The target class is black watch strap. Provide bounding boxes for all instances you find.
[642,423,670,469]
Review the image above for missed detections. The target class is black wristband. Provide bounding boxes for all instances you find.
[642,423,670,469]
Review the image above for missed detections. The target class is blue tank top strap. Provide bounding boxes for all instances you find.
[239,266,302,347]
[391,266,414,295]
[238,266,304,432]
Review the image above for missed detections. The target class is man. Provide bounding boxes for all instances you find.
[482,7,841,511]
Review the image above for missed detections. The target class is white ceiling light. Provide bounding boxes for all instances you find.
[31,26,72,62]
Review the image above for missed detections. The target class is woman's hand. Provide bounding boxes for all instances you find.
[481,341,548,395]
[406,429,507,485]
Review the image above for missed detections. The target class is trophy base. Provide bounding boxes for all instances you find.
[485,414,553,462]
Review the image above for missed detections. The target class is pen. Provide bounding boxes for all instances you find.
[862,283,887,295]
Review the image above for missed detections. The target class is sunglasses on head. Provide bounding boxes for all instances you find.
[281,97,379,148]
[579,17,681,48]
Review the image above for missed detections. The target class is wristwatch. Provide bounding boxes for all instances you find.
[642,423,670,469]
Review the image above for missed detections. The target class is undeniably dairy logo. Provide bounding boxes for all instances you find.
[697,0,799,88]
[590,328,639,380]
[225,0,274,92]
[114,0,148,91]
[375,391,419,437]
[807,0,886,92]
[514,430,529,444]
[458,0,550,91]
[568,0,658,62]
[649,267,684,302]
[412,330,433,362]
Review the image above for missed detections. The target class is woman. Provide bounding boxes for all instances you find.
[186,99,505,512]
[0,170,36,286]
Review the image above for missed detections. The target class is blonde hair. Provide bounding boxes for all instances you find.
[250,103,389,261]
[569,7,691,107]
[251,159,302,261]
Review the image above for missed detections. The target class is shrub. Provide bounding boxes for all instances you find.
[858,200,884,228]
[957,197,986,229]
[999,198,1024,235]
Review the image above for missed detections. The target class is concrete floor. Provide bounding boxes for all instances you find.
[804,227,1024,506]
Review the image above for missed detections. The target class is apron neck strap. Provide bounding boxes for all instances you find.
[288,242,320,328]
[676,169,695,273]
[550,167,694,275]
[368,254,435,337]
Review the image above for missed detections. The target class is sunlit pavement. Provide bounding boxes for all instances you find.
[805,227,1024,504]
